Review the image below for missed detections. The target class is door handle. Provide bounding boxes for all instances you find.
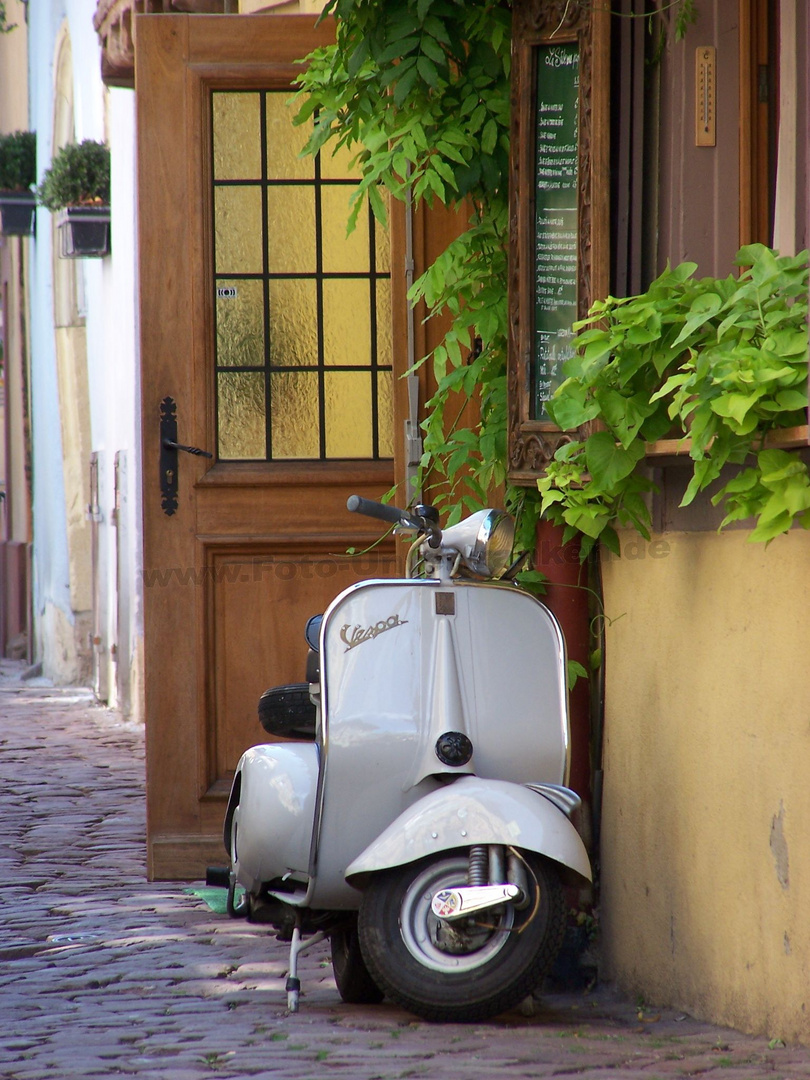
[162,439,213,458]
[159,396,211,517]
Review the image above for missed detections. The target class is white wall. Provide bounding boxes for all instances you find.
[29,0,72,666]
[28,0,142,709]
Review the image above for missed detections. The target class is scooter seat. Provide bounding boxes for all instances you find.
[258,683,316,740]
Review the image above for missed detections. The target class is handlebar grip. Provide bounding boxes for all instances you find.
[347,495,410,525]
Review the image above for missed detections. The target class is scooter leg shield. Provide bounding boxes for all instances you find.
[345,776,591,887]
[229,744,319,895]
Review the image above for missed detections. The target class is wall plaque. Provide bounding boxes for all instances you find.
[533,40,580,421]
[508,0,610,482]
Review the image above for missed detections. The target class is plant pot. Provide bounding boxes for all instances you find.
[56,205,110,258]
[0,191,36,236]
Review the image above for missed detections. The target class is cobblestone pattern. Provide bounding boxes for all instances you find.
[1,673,809,1079]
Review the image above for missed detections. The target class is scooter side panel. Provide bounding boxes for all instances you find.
[231,744,319,895]
[344,776,592,884]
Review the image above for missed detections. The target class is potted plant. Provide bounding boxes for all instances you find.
[0,130,36,236]
[37,139,111,258]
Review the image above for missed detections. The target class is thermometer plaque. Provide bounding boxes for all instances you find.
[695,47,716,147]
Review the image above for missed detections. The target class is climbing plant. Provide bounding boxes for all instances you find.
[295,0,513,524]
[295,0,701,552]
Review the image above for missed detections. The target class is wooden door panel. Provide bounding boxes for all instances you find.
[208,543,397,792]
[137,13,398,880]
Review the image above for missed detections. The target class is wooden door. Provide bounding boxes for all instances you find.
[136,13,399,880]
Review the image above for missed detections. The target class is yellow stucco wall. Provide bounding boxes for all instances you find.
[600,527,810,1042]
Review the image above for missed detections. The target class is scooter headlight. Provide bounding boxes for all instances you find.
[441,509,515,578]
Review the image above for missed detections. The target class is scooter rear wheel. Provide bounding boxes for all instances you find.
[330,918,384,1005]
[357,850,565,1023]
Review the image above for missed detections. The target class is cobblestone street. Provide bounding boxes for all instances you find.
[2,666,809,1079]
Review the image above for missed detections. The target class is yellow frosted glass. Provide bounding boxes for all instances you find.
[376,216,391,273]
[216,279,264,368]
[320,139,359,181]
[268,278,318,368]
[215,186,263,274]
[218,371,266,459]
[267,186,316,274]
[321,185,369,274]
[270,371,320,458]
[213,92,261,181]
[265,92,314,181]
[323,280,370,367]
[377,370,394,457]
[325,371,372,457]
[376,279,392,367]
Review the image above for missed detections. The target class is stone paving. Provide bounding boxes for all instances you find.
[2,661,809,1079]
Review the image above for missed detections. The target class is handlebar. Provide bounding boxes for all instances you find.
[347,495,441,547]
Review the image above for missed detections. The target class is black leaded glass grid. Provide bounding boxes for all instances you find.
[211,89,393,462]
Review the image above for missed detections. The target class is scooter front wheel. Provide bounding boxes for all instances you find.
[357,850,566,1023]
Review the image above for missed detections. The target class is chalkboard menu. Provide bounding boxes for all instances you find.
[532,41,580,422]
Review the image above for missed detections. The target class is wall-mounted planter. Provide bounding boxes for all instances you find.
[0,191,36,236]
[56,205,110,258]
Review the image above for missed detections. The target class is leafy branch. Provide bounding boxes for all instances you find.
[539,245,810,554]
[295,0,516,524]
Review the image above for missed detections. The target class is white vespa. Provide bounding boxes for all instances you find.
[218,496,591,1022]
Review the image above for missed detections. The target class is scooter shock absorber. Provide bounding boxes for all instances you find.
[467,845,488,886]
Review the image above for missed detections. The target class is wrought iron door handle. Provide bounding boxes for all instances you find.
[159,396,212,517]
[162,439,213,458]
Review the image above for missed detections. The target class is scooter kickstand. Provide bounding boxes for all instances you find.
[286,919,327,1013]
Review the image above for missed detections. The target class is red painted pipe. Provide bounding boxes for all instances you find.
[534,520,592,844]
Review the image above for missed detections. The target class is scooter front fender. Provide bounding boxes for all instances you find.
[344,776,591,886]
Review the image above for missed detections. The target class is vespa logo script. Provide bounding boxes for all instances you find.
[340,614,408,652]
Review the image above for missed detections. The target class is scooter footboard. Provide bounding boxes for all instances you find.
[344,776,591,886]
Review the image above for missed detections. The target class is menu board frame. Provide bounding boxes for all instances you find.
[507,0,610,484]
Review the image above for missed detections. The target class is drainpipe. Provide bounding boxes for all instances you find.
[403,176,423,506]
[534,519,595,856]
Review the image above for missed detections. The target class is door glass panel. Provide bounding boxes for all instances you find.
[213,92,261,180]
[268,278,318,367]
[376,228,391,274]
[376,279,392,366]
[212,89,393,461]
[324,371,372,458]
[215,186,263,274]
[265,93,314,181]
[217,371,266,459]
[323,280,371,366]
[216,279,264,367]
[266,187,317,274]
[320,134,357,181]
[321,186,369,274]
[269,371,320,458]
[377,371,394,457]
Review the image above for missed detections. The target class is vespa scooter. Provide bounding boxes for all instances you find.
[216,496,591,1022]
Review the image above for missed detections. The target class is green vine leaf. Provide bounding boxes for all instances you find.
[540,246,809,547]
[585,432,646,489]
